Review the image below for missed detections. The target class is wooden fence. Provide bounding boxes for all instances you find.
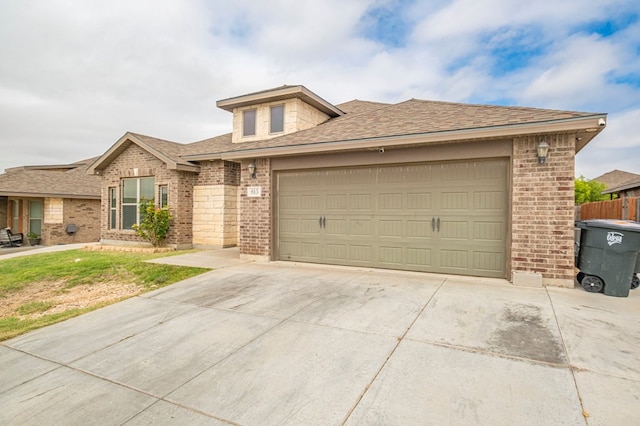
[576,197,639,221]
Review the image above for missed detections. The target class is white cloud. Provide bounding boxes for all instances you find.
[0,0,638,179]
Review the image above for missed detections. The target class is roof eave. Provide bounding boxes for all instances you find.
[218,115,608,160]
[88,133,200,174]
[0,191,100,199]
[216,85,344,117]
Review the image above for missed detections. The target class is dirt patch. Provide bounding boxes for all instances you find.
[0,280,144,320]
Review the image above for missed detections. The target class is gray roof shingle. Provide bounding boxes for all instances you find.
[0,158,101,198]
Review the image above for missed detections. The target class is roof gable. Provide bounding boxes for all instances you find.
[88,132,200,174]
[217,85,344,117]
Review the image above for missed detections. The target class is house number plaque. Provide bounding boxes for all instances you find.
[247,186,262,197]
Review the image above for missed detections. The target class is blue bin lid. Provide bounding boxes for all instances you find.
[577,219,640,232]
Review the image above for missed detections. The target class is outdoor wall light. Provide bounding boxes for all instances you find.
[247,161,257,178]
[537,141,549,164]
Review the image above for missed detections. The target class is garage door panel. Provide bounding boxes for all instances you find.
[326,194,347,209]
[407,247,432,267]
[378,246,403,265]
[441,192,469,211]
[325,218,348,235]
[379,220,403,238]
[349,245,372,262]
[473,221,505,241]
[349,194,373,209]
[406,220,433,238]
[407,192,433,210]
[474,191,505,210]
[473,251,504,273]
[439,221,469,240]
[326,244,347,261]
[440,250,469,270]
[379,193,403,210]
[276,159,507,278]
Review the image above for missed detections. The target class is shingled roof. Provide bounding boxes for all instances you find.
[592,169,640,189]
[0,157,100,198]
[90,94,607,171]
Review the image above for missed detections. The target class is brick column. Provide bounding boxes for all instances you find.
[511,133,576,287]
[239,158,271,260]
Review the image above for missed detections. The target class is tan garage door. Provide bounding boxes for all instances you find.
[276,159,508,278]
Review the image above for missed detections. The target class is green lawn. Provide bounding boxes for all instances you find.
[0,249,210,340]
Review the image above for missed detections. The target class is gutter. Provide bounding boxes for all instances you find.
[182,114,607,162]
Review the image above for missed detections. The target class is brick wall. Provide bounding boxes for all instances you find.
[511,133,576,287]
[43,198,101,245]
[239,158,271,259]
[100,143,196,248]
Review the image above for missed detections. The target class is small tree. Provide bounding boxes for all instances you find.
[575,176,608,205]
[132,200,172,247]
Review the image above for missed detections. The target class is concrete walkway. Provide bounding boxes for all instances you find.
[1,248,639,425]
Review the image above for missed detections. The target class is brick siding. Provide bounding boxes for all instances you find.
[43,198,101,245]
[100,143,195,247]
[511,133,576,287]
[239,158,271,258]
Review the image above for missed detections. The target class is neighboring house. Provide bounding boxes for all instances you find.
[88,85,608,288]
[599,171,640,198]
[0,158,101,246]
[592,169,640,192]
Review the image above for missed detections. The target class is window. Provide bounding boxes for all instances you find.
[29,200,43,236]
[159,185,168,208]
[109,187,117,229]
[243,109,256,136]
[10,200,19,233]
[122,177,154,229]
[270,104,284,133]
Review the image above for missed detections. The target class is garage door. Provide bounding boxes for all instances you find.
[276,159,508,278]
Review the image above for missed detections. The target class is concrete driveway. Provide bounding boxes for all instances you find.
[1,251,639,425]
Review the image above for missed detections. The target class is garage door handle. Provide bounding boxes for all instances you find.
[319,216,323,228]
[322,216,326,228]
[437,217,440,232]
[431,217,435,232]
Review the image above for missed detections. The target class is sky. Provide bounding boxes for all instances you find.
[0,0,639,180]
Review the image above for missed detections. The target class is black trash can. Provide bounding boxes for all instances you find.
[575,219,640,297]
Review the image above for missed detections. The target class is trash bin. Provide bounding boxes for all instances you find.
[575,219,640,297]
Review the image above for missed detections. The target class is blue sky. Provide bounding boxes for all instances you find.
[0,0,639,179]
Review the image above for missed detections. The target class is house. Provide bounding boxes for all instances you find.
[88,85,608,288]
[592,169,640,193]
[600,174,640,198]
[0,158,101,246]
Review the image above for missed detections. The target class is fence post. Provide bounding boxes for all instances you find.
[622,198,629,220]
[636,197,640,221]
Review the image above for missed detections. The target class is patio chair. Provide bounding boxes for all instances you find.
[0,228,24,247]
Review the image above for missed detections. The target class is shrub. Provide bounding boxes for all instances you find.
[132,200,172,247]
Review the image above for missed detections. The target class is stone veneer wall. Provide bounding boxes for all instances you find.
[511,133,576,287]
[193,160,240,247]
[239,158,271,259]
[232,98,330,143]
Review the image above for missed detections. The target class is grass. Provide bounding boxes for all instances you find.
[0,249,210,341]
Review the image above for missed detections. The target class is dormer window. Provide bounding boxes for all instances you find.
[270,104,284,134]
[243,109,256,137]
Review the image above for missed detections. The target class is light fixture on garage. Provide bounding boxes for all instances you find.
[537,141,549,164]
[247,161,257,179]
